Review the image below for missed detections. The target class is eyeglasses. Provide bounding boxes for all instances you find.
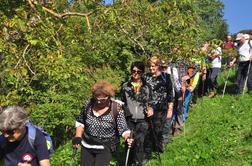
[131,70,142,74]
[95,96,109,102]
[1,129,15,136]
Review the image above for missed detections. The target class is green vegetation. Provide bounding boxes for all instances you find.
[147,69,252,166]
[2,0,242,165]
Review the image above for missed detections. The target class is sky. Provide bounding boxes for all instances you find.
[221,0,252,34]
[104,0,252,34]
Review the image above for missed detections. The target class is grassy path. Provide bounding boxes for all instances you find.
[148,69,252,166]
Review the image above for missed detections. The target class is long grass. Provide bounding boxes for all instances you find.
[147,67,252,166]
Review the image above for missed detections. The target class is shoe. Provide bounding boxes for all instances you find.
[208,92,216,98]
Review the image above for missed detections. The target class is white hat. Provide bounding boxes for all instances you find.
[236,33,244,41]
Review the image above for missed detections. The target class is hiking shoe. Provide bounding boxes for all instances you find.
[208,92,216,98]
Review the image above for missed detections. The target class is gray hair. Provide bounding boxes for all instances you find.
[0,106,29,131]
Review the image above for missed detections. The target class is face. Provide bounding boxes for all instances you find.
[2,128,24,142]
[93,95,110,110]
[131,67,142,81]
[148,62,159,75]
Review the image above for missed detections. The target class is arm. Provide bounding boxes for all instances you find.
[39,160,50,166]
[166,74,174,119]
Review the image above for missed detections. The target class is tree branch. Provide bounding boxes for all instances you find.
[27,0,93,33]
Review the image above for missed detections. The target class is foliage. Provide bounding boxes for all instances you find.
[0,0,227,150]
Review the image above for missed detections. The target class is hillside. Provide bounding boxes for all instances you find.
[148,69,252,166]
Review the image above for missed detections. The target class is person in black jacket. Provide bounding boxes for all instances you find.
[144,56,174,153]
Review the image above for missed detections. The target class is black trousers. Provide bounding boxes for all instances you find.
[126,119,149,165]
[81,146,112,166]
[145,108,167,154]
[237,61,252,93]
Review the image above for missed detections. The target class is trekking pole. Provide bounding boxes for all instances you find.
[70,147,77,166]
[222,66,232,98]
[243,61,251,95]
[125,130,133,166]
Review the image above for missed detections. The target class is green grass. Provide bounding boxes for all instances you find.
[147,68,252,166]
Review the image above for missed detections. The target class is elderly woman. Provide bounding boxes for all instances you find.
[72,80,132,166]
[0,106,50,166]
[144,56,174,153]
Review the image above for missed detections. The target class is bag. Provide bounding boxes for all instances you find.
[26,122,54,157]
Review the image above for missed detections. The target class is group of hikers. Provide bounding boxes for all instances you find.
[0,32,252,166]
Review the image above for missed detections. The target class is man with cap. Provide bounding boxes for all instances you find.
[230,33,252,94]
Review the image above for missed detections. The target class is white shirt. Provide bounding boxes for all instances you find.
[211,47,222,68]
[238,40,251,62]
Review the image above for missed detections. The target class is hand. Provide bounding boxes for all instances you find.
[230,61,234,66]
[126,138,134,148]
[72,137,82,148]
[146,106,153,117]
[182,75,190,82]
[181,86,186,93]
[17,162,31,166]
[250,55,252,61]
[166,110,173,120]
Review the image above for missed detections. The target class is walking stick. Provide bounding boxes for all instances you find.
[70,147,77,166]
[222,67,232,98]
[125,131,133,166]
[243,61,251,95]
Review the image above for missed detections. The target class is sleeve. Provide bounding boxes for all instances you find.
[166,74,174,103]
[191,72,200,89]
[116,105,129,136]
[34,129,49,161]
[172,68,182,91]
[0,135,6,159]
[76,100,90,124]
[120,85,131,117]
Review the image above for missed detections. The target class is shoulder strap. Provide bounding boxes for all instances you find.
[161,72,167,83]
[110,100,119,127]
[27,123,36,150]
[248,40,252,54]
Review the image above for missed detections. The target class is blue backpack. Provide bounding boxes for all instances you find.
[26,122,54,157]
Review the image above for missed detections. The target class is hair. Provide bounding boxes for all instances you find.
[91,80,115,97]
[0,106,28,131]
[147,56,161,67]
[130,61,145,73]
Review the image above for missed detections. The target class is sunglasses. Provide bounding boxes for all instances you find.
[1,129,15,136]
[131,70,142,74]
[95,97,109,102]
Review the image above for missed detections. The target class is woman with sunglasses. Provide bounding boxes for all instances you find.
[0,106,50,166]
[72,80,132,166]
[120,61,153,166]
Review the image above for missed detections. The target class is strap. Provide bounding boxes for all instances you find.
[110,101,119,126]
[27,123,36,150]
[161,72,167,83]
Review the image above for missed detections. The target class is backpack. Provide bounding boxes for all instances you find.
[26,122,54,157]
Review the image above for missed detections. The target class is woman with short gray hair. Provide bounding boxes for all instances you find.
[0,106,28,133]
[0,106,50,166]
